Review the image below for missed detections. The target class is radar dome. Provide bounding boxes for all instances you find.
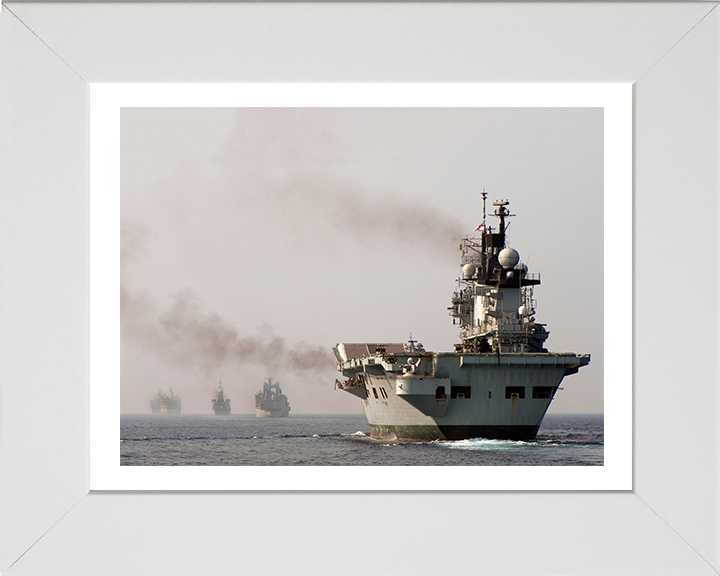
[518,305,528,317]
[498,248,520,268]
[515,262,528,276]
[462,264,476,279]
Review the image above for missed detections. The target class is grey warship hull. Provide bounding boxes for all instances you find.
[149,388,182,414]
[212,378,231,415]
[336,346,589,441]
[255,377,291,418]
[334,197,591,442]
[255,408,290,418]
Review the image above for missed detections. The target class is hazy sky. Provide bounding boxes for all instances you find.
[121,106,603,414]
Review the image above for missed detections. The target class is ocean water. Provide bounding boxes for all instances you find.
[121,413,603,466]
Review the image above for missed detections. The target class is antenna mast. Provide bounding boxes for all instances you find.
[481,189,487,227]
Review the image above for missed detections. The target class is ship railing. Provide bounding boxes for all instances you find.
[461,254,483,265]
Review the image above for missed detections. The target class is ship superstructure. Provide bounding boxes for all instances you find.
[255,377,291,418]
[334,195,590,441]
[149,387,182,414]
[211,378,231,415]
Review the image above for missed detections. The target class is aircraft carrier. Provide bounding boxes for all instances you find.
[334,196,590,441]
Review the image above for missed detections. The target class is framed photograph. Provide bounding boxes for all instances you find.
[2,3,718,575]
[90,83,630,492]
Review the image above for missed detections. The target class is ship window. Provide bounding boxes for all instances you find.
[451,386,471,399]
[372,388,379,399]
[379,387,388,399]
[505,386,526,399]
[532,386,556,399]
[435,386,446,399]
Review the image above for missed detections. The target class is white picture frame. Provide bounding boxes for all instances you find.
[1,2,718,574]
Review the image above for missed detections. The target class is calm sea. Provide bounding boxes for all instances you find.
[120,413,603,466]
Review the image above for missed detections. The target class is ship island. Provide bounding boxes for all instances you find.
[333,196,590,441]
[149,387,182,414]
[211,378,231,415]
[255,377,291,418]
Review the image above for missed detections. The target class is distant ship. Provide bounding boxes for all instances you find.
[149,387,182,414]
[255,377,291,418]
[211,378,231,415]
[334,196,590,441]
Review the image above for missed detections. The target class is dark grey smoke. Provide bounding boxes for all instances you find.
[122,281,336,378]
[281,174,465,253]
[155,291,336,374]
[121,219,153,274]
[122,108,466,385]
[218,108,467,257]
